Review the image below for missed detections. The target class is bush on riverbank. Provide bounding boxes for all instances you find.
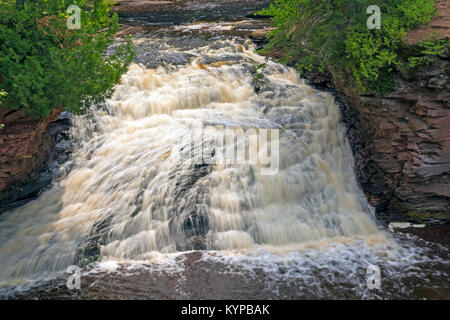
[258,0,447,93]
[0,0,135,119]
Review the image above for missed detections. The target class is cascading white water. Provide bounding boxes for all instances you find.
[0,36,383,287]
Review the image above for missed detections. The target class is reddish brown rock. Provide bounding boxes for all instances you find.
[329,59,450,219]
[0,108,61,195]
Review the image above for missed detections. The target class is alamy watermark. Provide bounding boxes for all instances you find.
[366,264,381,290]
[179,125,280,176]
[67,5,81,30]
[66,265,81,290]
[366,5,381,30]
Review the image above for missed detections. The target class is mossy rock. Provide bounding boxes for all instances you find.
[432,212,450,220]
[407,211,431,221]
[406,211,450,222]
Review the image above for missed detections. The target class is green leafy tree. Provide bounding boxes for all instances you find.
[0,0,135,118]
[258,0,440,93]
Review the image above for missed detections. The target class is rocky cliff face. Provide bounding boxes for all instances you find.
[328,59,450,223]
[0,109,57,191]
[0,108,72,212]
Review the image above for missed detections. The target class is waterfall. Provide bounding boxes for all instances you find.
[0,36,381,286]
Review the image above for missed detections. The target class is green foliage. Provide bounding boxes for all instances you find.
[407,38,448,69]
[0,89,6,104]
[344,18,405,91]
[367,70,395,94]
[396,0,436,29]
[0,0,135,119]
[258,0,439,93]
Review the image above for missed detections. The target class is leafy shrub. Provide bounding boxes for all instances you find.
[0,0,135,119]
[0,89,6,103]
[258,0,439,93]
[395,0,436,29]
[407,38,448,69]
[344,18,405,91]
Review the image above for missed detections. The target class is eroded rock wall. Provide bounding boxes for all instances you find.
[0,109,58,192]
[0,108,71,211]
[330,60,450,222]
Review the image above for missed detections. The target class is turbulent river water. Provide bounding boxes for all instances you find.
[0,18,449,299]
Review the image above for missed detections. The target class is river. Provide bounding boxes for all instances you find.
[0,2,448,299]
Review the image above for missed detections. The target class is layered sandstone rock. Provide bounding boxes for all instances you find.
[0,108,61,201]
[329,58,449,222]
